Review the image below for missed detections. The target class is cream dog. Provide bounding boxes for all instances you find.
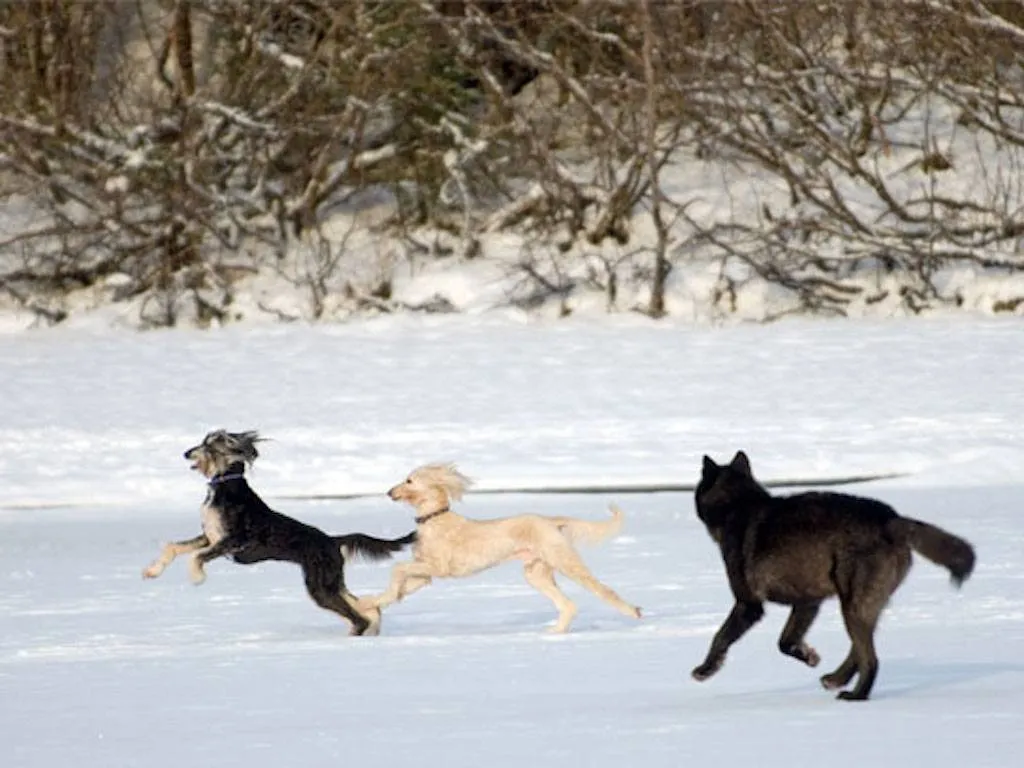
[365,463,642,634]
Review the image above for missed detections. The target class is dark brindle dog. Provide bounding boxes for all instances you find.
[691,450,975,701]
[143,429,415,636]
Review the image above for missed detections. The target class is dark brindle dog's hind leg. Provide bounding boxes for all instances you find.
[692,600,765,681]
[143,534,209,579]
[302,557,372,637]
[778,602,822,667]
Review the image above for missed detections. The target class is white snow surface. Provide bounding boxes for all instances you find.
[1,316,1023,767]
[0,315,1021,510]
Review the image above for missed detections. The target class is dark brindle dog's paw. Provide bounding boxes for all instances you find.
[691,659,723,682]
[803,646,821,668]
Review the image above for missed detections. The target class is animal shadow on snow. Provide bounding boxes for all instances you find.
[357,577,640,639]
[872,658,1024,700]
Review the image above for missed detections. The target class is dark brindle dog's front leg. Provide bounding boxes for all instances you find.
[188,537,244,585]
[143,534,209,579]
[692,600,765,681]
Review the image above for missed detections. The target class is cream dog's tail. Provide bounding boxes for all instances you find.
[551,504,624,545]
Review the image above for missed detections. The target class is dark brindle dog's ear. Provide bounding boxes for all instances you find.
[729,451,752,476]
[231,430,263,463]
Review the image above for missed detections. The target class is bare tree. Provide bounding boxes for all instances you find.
[663,1,1024,316]
[3,0,1023,326]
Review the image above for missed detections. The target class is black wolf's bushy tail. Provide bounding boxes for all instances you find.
[334,531,417,562]
[892,518,976,586]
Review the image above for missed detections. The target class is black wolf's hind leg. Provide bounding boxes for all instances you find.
[778,602,822,667]
[303,565,370,637]
[833,575,891,701]
[691,600,764,682]
[836,606,881,701]
[831,548,907,701]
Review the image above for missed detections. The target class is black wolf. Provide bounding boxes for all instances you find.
[691,450,975,701]
[143,429,415,636]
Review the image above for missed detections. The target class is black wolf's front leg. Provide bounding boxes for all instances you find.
[143,534,209,579]
[778,602,822,667]
[692,600,765,681]
[189,537,243,585]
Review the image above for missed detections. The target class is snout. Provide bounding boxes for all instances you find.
[387,483,413,502]
[184,445,202,470]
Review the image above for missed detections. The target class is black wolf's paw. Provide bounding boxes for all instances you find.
[691,659,722,682]
[836,690,869,702]
[804,646,821,668]
[820,673,845,690]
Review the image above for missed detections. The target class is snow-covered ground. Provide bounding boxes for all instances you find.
[0,314,1021,509]
[1,316,1023,767]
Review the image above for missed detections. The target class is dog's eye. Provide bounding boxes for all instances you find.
[405,478,412,484]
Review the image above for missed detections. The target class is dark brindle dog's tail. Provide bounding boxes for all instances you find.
[335,532,417,562]
[891,518,976,586]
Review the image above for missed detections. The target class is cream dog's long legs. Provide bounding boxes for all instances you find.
[369,561,435,609]
[524,559,579,633]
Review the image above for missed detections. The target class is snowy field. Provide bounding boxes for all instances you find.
[1,315,1023,767]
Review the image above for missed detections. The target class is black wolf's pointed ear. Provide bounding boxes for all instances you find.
[730,451,752,476]
[701,455,719,478]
